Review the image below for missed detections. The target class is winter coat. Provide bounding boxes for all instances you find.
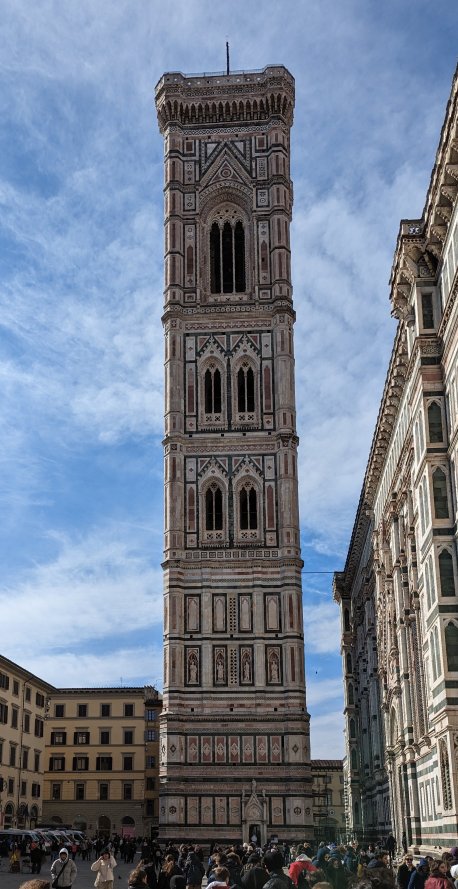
[289,860,317,887]
[91,855,117,883]
[408,870,429,889]
[242,866,269,889]
[398,864,415,889]
[263,871,295,889]
[184,855,205,887]
[425,875,455,889]
[51,851,78,887]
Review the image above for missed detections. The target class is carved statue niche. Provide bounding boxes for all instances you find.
[187,650,199,685]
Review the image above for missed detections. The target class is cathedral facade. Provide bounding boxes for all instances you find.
[334,65,458,850]
[155,66,312,843]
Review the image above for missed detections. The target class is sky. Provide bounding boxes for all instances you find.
[0,0,457,760]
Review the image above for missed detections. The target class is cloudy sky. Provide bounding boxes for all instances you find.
[1,0,457,759]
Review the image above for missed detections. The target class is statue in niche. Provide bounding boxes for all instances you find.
[269,651,280,683]
[188,652,198,684]
[242,650,252,682]
[216,651,225,683]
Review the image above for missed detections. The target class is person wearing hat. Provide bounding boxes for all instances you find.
[50,849,77,889]
[289,855,318,889]
[91,848,117,889]
[408,860,432,889]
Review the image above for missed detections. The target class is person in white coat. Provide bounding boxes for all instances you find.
[91,849,118,889]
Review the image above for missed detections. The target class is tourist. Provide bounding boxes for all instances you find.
[397,856,415,889]
[263,850,295,889]
[91,848,118,889]
[184,848,205,889]
[50,848,77,889]
[408,859,430,889]
[425,862,455,889]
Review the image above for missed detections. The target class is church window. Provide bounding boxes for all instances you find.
[346,653,352,674]
[422,292,434,329]
[204,367,222,414]
[351,749,357,771]
[433,468,449,519]
[348,683,354,705]
[428,402,443,442]
[260,240,268,272]
[240,486,257,530]
[171,223,176,249]
[237,366,255,412]
[349,718,356,739]
[344,608,350,632]
[206,485,223,531]
[439,550,455,597]
[210,219,246,294]
[445,622,458,671]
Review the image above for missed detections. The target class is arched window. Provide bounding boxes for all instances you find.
[348,683,354,705]
[433,468,449,519]
[425,558,432,610]
[349,718,356,738]
[344,608,351,632]
[240,486,257,530]
[439,550,455,597]
[428,402,443,443]
[354,800,360,823]
[351,749,357,771]
[346,653,352,674]
[237,366,255,412]
[204,367,222,414]
[205,485,223,531]
[210,219,246,294]
[445,622,458,671]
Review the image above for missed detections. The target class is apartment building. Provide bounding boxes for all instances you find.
[42,686,161,837]
[0,654,55,828]
[310,760,345,844]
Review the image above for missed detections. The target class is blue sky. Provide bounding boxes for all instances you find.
[1,0,457,758]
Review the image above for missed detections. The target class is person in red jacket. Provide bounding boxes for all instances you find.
[425,861,455,889]
[289,855,318,888]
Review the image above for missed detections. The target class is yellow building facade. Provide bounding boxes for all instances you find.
[42,686,161,837]
[0,654,54,829]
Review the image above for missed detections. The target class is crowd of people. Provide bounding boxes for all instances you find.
[9,838,458,889]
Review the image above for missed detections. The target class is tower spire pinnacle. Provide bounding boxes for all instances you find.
[226,40,230,75]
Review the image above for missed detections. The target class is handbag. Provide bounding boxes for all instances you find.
[52,858,68,888]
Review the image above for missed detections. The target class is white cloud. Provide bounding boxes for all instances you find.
[310,711,345,760]
[0,526,163,659]
[307,677,344,709]
[21,646,164,691]
[304,603,341,654]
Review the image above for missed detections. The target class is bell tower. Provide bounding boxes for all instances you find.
[155,65,312,843]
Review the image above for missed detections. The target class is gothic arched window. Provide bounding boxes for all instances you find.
[445,622,458,671]
[428,402,443,443]
[210,219,246,294]
[237,366,255,412]
[433,467,449,519]
[439,549,455,597]
[205,485,223,531]
[204,367,222,414]
[240,486,257,530]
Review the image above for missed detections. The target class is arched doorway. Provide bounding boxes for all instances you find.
[30,806,39,828]
[121,816,135,838]
[4,803,14,828]
[98,815,111,836]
